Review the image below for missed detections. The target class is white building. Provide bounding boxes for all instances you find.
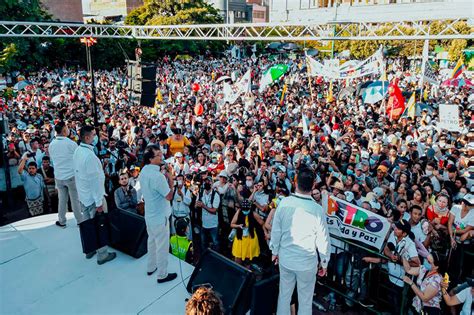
[269,0,473,23]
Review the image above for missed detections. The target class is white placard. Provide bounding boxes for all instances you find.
[439,104,460,132]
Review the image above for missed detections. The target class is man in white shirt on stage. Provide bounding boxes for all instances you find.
[73,125,116,264]
[139,144,177,283]
[270,165,331,315]
[49,121,83,227]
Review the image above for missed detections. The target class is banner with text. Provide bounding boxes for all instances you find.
[323,194,390,251]
[306,48,383,80]
[439,104,460,132]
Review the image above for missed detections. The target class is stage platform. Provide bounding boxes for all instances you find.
[0,213,194,315]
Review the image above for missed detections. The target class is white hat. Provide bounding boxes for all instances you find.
[344,191,355,203]
[218,170,228,178]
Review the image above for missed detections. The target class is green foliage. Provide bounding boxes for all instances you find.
[125,0,223,26]
[0,0,51,21]
[125,0,226,60]
[448,39,467,61]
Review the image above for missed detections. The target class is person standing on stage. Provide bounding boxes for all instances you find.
[270,165,331,315]
[49,121,83,227]
[73,125,116,264]
[139,144,177,283]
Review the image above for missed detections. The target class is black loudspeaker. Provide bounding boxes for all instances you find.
[0,118,8,134]
[141,80,156,94]
[138,94,156,107]
[141,66,157,81]
[109,208,148,258]
[250,274,279,315]
[187,250,255,315]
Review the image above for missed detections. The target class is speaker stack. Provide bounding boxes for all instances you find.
[187,250,256,315]
[127,62,157,107]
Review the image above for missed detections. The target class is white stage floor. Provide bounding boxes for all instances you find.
[0,213,194,315]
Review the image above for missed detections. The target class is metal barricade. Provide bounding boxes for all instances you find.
[317,234,410,314]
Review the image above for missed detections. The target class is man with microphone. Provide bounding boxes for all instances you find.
[139,144,177,283]
[270,165,331,315]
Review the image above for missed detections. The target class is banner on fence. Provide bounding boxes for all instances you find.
[323,194,391,251]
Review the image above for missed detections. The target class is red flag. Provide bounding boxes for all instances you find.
[386,79,405,120]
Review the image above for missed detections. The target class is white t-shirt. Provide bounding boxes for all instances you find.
[450,205,474,243]
[387,232,419,287]
[456,287,473,315]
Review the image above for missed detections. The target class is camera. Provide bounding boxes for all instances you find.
[27,152,35,158]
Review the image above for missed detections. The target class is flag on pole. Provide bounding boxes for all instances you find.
[302,112,309,137]
[156,89,163,103]
[451,58,465,79]
[223,70,252,104]
[326,81,334,102]
[420,40,429,86]
[423,62,440,86]
[280,83,287,106]
[405,92,416,119]
[259,64,288,93]
[386,79,405,120]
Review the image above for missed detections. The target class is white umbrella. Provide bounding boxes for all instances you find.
[51,94,66,103]
[215,76,231,84]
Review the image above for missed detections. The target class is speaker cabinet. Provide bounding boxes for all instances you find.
[187,250,255,315]
[108,208,148,258]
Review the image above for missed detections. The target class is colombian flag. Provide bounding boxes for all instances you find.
[451,58,465,79]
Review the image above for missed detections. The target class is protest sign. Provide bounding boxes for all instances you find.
[323,194,390,251]
[439,104,460,132]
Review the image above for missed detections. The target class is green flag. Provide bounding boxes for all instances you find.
[258,64,288,93]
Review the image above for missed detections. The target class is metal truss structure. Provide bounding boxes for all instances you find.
[0,19,472,41]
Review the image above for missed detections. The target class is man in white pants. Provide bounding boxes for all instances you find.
[139,144,177,283]
[49,121,83,227]
[270,165,331,315]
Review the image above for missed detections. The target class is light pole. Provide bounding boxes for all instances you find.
[80,37,98,127]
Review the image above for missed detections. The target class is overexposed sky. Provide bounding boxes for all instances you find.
[82,0,91,14]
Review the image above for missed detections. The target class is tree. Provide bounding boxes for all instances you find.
[125,0,223,26]
[125,0,226,59]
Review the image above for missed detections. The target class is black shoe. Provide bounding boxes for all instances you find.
[85,251,96,259]
[157,273,177,283]
[97,252,117,265]
[55,221,66,228]
[147,268,157,276]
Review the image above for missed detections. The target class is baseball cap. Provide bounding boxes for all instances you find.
[462,193,474,206]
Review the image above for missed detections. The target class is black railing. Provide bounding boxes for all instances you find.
[317,234,411,314]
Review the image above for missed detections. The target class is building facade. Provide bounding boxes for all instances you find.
[88,0,143,21]
[41,0,83,22]
[269,0,473,23]
[208,0,253,23]
[247,0,270,22]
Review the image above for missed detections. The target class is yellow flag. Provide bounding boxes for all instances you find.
[280,84,287,106]
[406,92,416,119]
[156,89,163,102]
[326,81,334,102]
[423,88,429,101]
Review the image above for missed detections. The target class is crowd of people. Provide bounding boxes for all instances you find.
[1,51,473,314]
